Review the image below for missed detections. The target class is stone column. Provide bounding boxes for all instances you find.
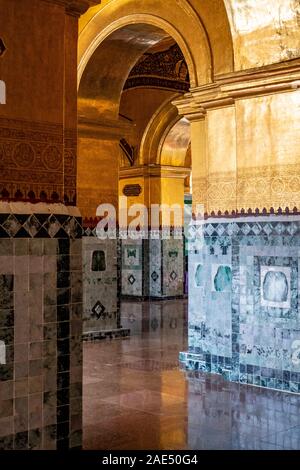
[174,68,300,216]
[77,118,127,340]
[174,90,237,216]
[119,165,188,300]
[173,95,207,216]
[0,0,99,450]
[175,66,300,394]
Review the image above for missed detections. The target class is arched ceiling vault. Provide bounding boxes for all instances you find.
[78,23,176,121]
[78,0,216,89]
[124,42,190,93]
[77,0,235,129]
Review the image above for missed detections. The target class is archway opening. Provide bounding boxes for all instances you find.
[78,21,192,450]
[77,23,192,218]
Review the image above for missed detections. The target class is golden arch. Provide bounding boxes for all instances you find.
[78,0,215,88]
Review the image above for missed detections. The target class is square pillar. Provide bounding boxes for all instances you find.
[0,202,83,449]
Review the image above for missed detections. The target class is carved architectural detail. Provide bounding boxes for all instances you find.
[64,128,77,204]
[42,145,61,170]
[123,184,142,197]
[125,44,190,92]
[193,164,300,215]
[13,143,35,168]
[237,164,300,211]
[124,77,189,92]
[0,117,65,202]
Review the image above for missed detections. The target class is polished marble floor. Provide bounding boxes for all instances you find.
[83,300,300,450]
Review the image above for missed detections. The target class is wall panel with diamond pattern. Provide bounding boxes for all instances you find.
[121,232,185,299]
[0,203,82,449]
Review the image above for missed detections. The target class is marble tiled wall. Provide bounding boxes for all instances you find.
[0,204,83,449]
[121,233,185,299]
[161,238,185,298]
[181,216,300,394]
[82,237,119,333]
[121,239,144,298]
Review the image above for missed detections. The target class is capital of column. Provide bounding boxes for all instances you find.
[172,94,207,122]
[119,165,191,181]
[173,83,233,122]
[173,62,300,122]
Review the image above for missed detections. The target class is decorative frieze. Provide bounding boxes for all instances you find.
[0,118,77,204]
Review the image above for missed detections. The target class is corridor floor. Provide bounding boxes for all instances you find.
[83,300,300,450]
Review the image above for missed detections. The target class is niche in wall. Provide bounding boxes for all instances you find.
[91,250,106,272]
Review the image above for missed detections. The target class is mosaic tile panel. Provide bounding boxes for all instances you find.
[121,240,143,297]
[181,216,300,394]
[149,239,162,297]
[162,238,184,297]
[121,232,185,299]
[0,207,83,449]
[82,238,120,334]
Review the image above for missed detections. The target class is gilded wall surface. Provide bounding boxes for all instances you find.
[224,0,300,70]
[160,118,191,167]
[120,88,175,166]
[0,0,78,203]
[77,136,119,220]
[236,92,300,211]
[181,84,300,215]
[206,107,237,214]
[195,90,300,213]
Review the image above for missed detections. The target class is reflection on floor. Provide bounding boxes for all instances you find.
[83,300,300,450]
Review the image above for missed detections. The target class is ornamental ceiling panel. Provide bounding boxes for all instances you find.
[124,43,190,92]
